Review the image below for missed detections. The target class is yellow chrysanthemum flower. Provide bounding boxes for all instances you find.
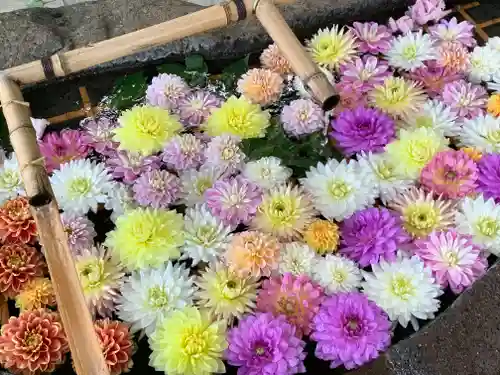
[195,263,258,323]
[307,26,358,69]
[303,219,340,255]
[114,105,182,156]
[105,207,184,271]
[487,93,500,117]
[369,77,427,118]
[386,128,449,179]
[251,184,316,240]
[149,307,227,375]
[204,96,270,139]
[15,278,56,311]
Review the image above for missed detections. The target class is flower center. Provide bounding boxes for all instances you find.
[131,221,154,244]
[24,331,43,352]
[78,260,105,291]
[150,172,165,191]
[7,255,23,269]
[195,177,212,195]
[68,177,92,198]
[197,225,217,245]
[477,217,499,238]
[255,346,266,356]
[137,116,161,136]
[190,98,204,110]
[402,45,418,60]
[148,286,169,309]
[277,296,297,315]
[221,146,236,160]
[406,205,438,233]
[328,180,351,199]
[332,269,347,283]
[182,332,207,355]
[390,274,415,300]
[298,109,309,121]
[260,167,271,178]
[415,115,433,128]
[486,130,500,144]
[376,161,395,180]
[443,250,459,267]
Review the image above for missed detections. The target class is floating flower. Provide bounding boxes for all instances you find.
[386,31,437,71]
[487,93,500,117]
[301,159,377,221]
[408,61,463,98]
[146,73,189,110]
[179,165,225,207]
[105,182,136,223]
[237,68,284,106]
[0,197,37,244]
[260,43,293,75]
[278,242,317,277]
[39,129,90,173]
[205,176,262,227]
[81,114,119,155]
[226,313,306,375]
[118,262,195,336]
[204,135,245,174]
[436,42,470,74]
[75,244,125,318]
[311,292,391,370]
[280,99,325,136]
[340,207,410,267]
[94,319,134,375]
[105,150,161,184]
[420,150,478,199]
[307,26,358,69]
[242,156,292,190]
[350,22,393,54]
[257,273,324,337]
[149,307,227,374]
[338,56,391,93]
[114,105,182,156]
[162,134,205,171]
[400,99,458,137]
[105,207,184,270]
[225,231,280,278]
[330,106,395,156]
[362,253,442,330]
[195,263,258,322]
[369,76,427,118]
[51,159,115,215]
[177,90,222,127]
[459,114,500,153]
[15,277,56,311]
[385,127,449,179]
[0,243,45,298]
[388,15,416,34]
[440,80,487,119]
[303,219,340,255]
[61,212,96,254]
[182,204,232,266]
[455,195,500,254]
[428,17,476,47]
[468,46,500,84]
[409,0,450,25]
[334,85,369,115]
[205,96,271,139]
[0,153,24,204]
[414,230,487,294]
[312,254,361,294]
[477,153,500,202]
[0,309,69,374]
[132,169,181,209]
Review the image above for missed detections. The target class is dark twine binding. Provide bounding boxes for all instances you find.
[233,0,247,21]
[41,56,56,80]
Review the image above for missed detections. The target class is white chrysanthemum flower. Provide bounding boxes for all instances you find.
[357,151,415,204]
[487,36,500,52]
[104,182,136,222]
[401,99,459,137]
[242,157,292,190]
[362,253,443,330]
[179,165,225,207]
[182,204,232,266]
[117,262,196,336]
[278,242,318,277]
[50,159,115,215]
[468,46,500,84]
[455,195,500,254]
[312,254,361,294]
[301,159,378,221]
[459,114,500,153]
[293,67,336,99]
[0,153,24,204]
[488,74,500,93]
[386,31,437,71]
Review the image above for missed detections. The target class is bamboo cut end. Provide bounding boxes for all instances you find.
[29,193,52,208]
[322,94,340,111]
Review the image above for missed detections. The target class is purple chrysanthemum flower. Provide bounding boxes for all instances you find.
[162,134,205,171]
[388,15,416,34]
[204,135,246,174]
[340,207,410,267]
[176,90,222,127]
[350,22,393,54]
[60,212,96,255]
[338,56,391,94]
[105,150,161,184]
[428,17,476,47]
[409,0,450,26]
[477,153,500,203]
[407,61,463,98]
[280,99,325,137]
[39,129,90,173]
[226,312,306,375]
[80,114,119,156]
[146,73,189,110]
[132,169,181,208]
[330,107,395,156]
[205,176,262,227]
[440,80,488,119]
[311,292,392,370]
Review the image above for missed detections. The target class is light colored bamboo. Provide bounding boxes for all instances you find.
[0,74,109,375]
[0,296,9,325]
[248,0,338,110]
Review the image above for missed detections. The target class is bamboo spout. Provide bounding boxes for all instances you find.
[0,75,110,375]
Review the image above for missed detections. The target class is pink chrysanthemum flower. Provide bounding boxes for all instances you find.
[162,134,205,171]
[420,150,478,199]
[61,212,96,255]
[105,150,161,184]
[333,85,369,115]
[205,176,262,227]
[414,230,487,293]
[280,99,326,136]
[81,113,119,155]
[94,319,134,375]
[409,0,450,26]
[257,273,324,337]
[176,90,222,127]
[39,130,90,173]
[146,73,189,110]
[440,80,488,119]
[132,169,181,209]
[350,22,393,54]
[428,17,476,48]
[237,68,284,106]
[338,56,391,94]
[436,42,470,74]
[388,15,416,34]
[204,135,246,174]
[260,43,293,75]
[407,61,463,98]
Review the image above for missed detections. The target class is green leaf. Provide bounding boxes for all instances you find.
[157,63,189,79]
[185,55,208,73]
[223,55,250,76]
[107,72,147,110]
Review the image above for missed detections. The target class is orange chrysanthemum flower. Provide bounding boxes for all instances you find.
[461,147,482,162]
[15,278,56,311]
[94,319,134,375]
[237,68,284,106]
[487,93,500,117]
[260,44,293,75]
[303,219,340,255]
[437,42,470,73]
[0,197,37,244]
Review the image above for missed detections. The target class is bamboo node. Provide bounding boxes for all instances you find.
[0,99,30,109]
[221,1,234,25]
[252,0,262,13]
[20,157,46,174]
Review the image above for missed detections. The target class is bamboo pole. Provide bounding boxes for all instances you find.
[0,74,109,375]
